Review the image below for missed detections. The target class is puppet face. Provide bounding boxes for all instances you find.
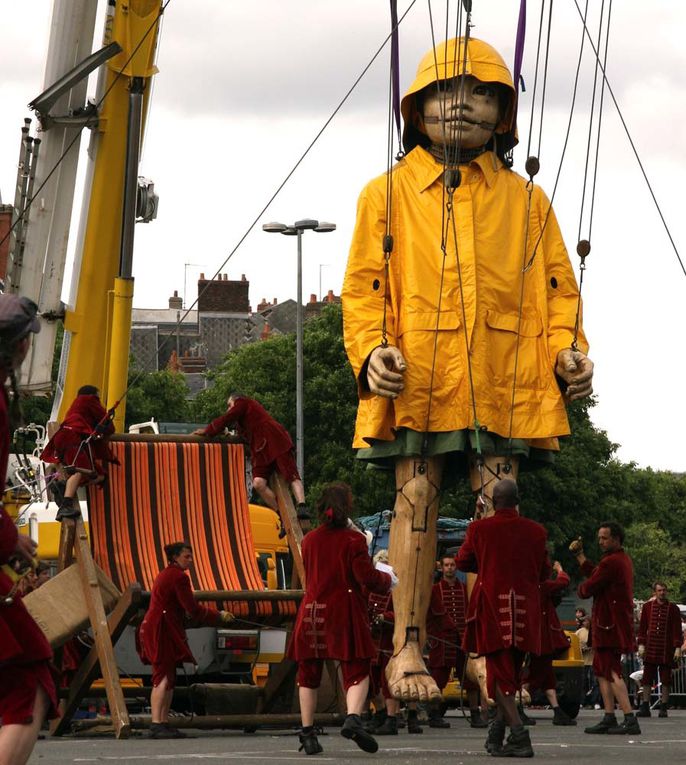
[421,75,500,149]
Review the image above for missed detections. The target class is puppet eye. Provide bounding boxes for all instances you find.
[550,277,558,289]
[474,84,497,98]
[372,279,380,291]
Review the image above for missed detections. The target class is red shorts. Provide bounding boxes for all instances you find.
[485,649,525,700]
[151,662,178,689]
[297,658,370,692]
[592,647,622,681]
[526,654,557,692]
[430,651,479,693]
[0,661,59,725]
[253,450,300,484]
[642,662,673,687]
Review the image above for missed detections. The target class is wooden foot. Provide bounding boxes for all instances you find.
[386,640,441,702]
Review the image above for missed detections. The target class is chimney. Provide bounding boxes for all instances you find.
[309,293,317,304]
[327,289,335,302]
[168,290,182,310]
[197,272,250,313]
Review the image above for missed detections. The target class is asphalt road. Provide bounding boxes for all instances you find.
[28,708,686,764]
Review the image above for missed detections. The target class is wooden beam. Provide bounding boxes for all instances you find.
[270,473,305,586]
[56,518,76,572]
[71,712,345,731]
[51,584,142,736]
[139,589,303,603]
[72,518,130,739]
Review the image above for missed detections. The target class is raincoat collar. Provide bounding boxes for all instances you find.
[410,145,502,193]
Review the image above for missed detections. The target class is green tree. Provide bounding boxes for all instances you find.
[124,367,191,428]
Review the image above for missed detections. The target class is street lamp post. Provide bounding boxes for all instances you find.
[262,219,336,481]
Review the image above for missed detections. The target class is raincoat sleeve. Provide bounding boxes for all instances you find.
[535,186,590,366]
[342,179,397,395]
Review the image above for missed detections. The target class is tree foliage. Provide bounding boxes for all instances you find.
[124,367,191,428]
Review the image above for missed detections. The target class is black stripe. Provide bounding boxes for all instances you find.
[125,441,145,586]
[220,443,249,591]
[148,443,164,573]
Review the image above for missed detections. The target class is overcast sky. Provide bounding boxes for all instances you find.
[1,1,685,472]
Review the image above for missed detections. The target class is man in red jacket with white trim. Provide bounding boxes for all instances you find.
[456,478,549,757]
[636,581,683,718]
[572,522,640,735]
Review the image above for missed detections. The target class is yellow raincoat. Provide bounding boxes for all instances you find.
[342,145,588,450]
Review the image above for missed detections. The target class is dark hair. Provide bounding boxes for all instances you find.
[36,561,50,575]
[599,521,624,545]
[575,607,587,616]
[164,541,192,563]
[440,554,456,566]
[653,581,668,591]
[78,385,99,396]
[316,482,352,529]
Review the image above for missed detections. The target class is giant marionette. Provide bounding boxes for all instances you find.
[342,36,593,701]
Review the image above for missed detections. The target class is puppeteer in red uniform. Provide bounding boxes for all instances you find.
[196,393,307,518]
[41,386,118,520]
[573,522,640,735]
[426,558,484,728]
[636,582,683,718]
[0,294,58,754]
[138,558,223,685]
[289,482,393,756]
[456,479,548,757]
[525,562,576,725]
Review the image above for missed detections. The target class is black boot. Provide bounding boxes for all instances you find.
[374,715,398,735]
[470,708,488,728]
[658,702,668,718]
[518,707,536,726]
[635,701,651,718]
[584,713,618,734]
[364,709,387,732]
[55,496,81,521]
[607,713,641,735]
[47,477,66,504]
[341,714,379,753]
[299,728,323,755]
[407,709,423,734]
[485,719,506,755]
[428,703,450,728]
[492,726,534,758]
[552,706,577,726]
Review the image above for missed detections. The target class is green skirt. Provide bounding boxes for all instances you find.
[356,427,555,471]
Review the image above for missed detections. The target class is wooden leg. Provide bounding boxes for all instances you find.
[72,518,130,739]
[468,454,519,517]
[385,456,443,703]
[270,474,305,587]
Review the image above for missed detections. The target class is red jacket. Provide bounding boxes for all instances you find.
[203,397,293,470]
[427,578,468,668]
[539,569,571,657]
[456,507,549,656]
[637,598,682,665]
[366,589,394,666]
[289,525,391,662]
[577,550,634,652]
[1,383,53,667]
[137,563,221,666]
[41,394,116,471]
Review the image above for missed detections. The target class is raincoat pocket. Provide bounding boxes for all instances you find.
[485,309,549,391]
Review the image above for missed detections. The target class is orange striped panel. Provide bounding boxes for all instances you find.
[87,439,297,620]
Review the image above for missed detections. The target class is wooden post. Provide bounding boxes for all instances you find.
[57,518,76,572]
[72,517,130,739]
[270,473,305,586]
[51,584,142,736]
